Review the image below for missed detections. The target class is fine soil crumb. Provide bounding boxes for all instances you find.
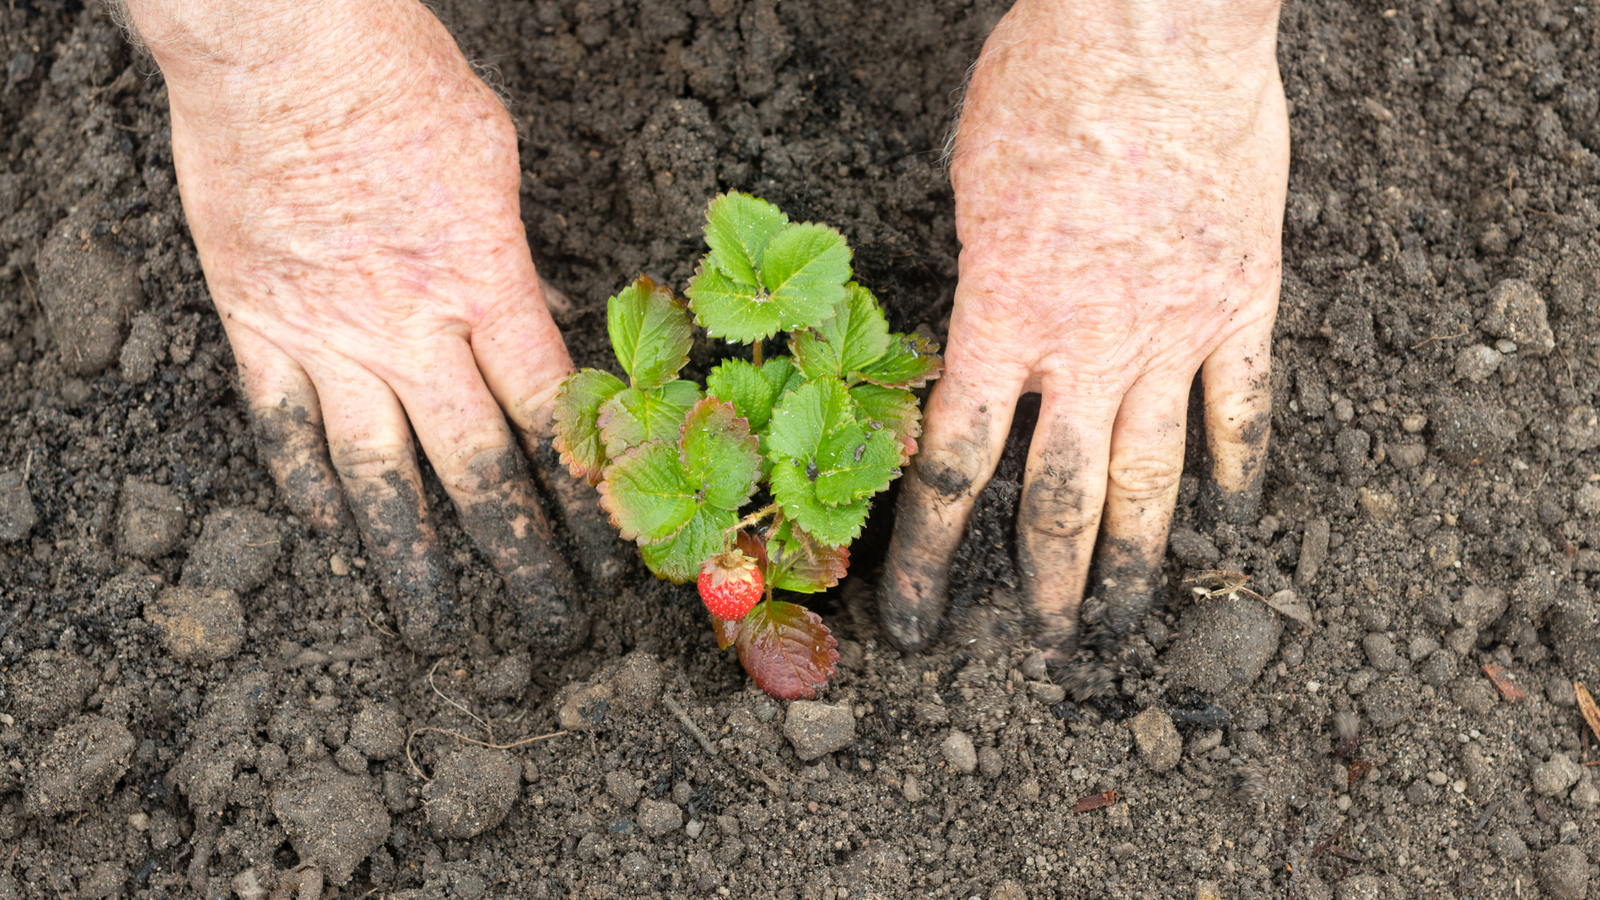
[142,586,244,664]
[1541,844,1591,900]
[0,468,37,542]
[1162,595,1283,698]
[181,507,282,593]
[270,761,390,886]
[117,477,186,559]
[421,746,522,840]
[782,700,855,761]
[4,650,96,729]
[33,204,142,376]
[24,715,135,817]
[347,704,406,762]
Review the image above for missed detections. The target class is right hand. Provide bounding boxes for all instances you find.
[878,0,1289,658]
[127,0,595,654]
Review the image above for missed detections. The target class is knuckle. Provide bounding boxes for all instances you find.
[438,438,524,502]
[330,438,408,484]
[1021,488,1099,541]
[1108,455,1182,503]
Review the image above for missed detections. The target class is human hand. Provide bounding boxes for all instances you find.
[124,0,595,654]
[879,0,1289,657]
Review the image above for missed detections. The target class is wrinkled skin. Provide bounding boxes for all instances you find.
[123,0,594,653]
[880,0,1290,656]
[124,0,1286,661]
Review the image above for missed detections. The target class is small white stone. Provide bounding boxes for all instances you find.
[685,819,704,839]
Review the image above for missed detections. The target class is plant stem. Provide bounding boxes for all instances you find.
[729,504,779,535]
[752,339,763,366]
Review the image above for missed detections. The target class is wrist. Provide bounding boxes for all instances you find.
[985,0,1282,99]
[122,0,467,126]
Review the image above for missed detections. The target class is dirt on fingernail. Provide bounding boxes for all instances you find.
[251,401,353,533]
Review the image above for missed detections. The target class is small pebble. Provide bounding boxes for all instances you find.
[1129,707,1182,773]
[941,730,977,775]
[685,819,704,839]
[638,799,683,838]
[1533,754,1582,796]
[783,701,855,761]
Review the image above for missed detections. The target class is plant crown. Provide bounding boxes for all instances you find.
[552,192,941,698]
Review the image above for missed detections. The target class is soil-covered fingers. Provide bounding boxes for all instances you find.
[879,364,1022,651]
[1014,386,1118,657]
[395,339,589,654]
[1198,319,1276,527]
[315,368,464,656]
[1078,376,1189,647]
[229,325,351,533]
[472,276,630,590]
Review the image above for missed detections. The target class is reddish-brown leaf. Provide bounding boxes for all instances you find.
[734,600,839,700]
[710,615,741,650]
[736,529,768,569]
[766,518,850,593]
[1072,791,1118,813]
[1482,663,1527,703]
[1347,758,1374,788]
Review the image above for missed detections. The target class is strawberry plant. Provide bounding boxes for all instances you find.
[551,192,942,699]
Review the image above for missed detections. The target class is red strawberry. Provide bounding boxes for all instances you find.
[698,549,764,620]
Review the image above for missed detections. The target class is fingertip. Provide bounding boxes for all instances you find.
[879,370,1022,650]
[1200,324,1275,526]
[229,328,352,533]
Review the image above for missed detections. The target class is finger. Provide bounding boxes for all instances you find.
[314,365,464,656]
[1015,378,1120,657]
[391,338,590,654]
[878,357,1026,651]
[228,324,351,533]
[1197,316,1275,527]
[472,274,630,590]
[1080,374,1188,647]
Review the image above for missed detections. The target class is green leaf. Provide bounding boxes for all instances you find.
[596,441,697,544]
[679,399,762,512]
[766,377,856,463]
[849,383,922,462]
[735,600,840,700]
[766,517,850,593]
[707,360,779,433]
[770,461,872,547]
[812,424,901,506]
[790,283,889,380]
[703,192,788,288]
[766,378,897,545]
[763,357,805,401]
[685,262,782,343]
[597,381,702,458]
[641,506,736,583]
[607,276,693,390]
[551,369,626,484]
[856,333,943,388]
[758,223,851,332]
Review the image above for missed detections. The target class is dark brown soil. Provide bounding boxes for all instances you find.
[3,0,1600,898]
